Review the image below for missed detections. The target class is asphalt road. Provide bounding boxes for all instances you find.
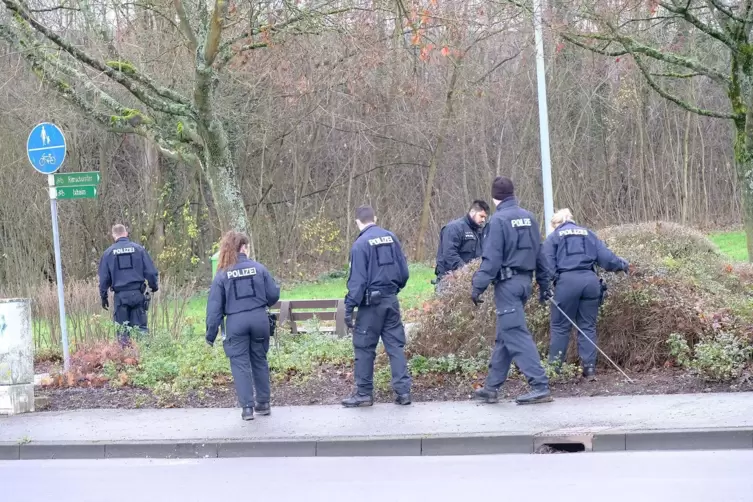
[2,450,750,501]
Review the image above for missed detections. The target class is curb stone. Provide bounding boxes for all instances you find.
[1,428,751,460]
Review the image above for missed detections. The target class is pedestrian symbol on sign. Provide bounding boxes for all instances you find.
[41,126,50,146]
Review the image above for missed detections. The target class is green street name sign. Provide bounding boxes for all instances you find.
[53,172,101,187]
[56,185,98,200]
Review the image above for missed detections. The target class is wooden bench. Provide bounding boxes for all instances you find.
[270,299,349,336]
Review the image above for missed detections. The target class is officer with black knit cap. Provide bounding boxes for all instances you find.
[471,176,553,405]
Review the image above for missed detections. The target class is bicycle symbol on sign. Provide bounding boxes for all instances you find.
[39,153,56,167]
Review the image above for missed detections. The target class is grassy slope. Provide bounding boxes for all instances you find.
[708,231,747,262]
[184,231,747,318]
[39,231,748,344]
[185,263,436,319]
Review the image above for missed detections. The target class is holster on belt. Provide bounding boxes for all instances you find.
[364,290,382,306]
[598,278,608,306]
[268,312,277,337]
[140,283,151,311]
[495,267,516,282]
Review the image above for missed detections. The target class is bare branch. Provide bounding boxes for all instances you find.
[706,0,746,22]
[1,0,194,110]
[659,1,737,49]
[204,0,226,65]
[173,0,198,53]
[631,51,735,119]
[473,51,521,84]
[217,6,350,67]
[29,5,79,13]
[651,71,704,78]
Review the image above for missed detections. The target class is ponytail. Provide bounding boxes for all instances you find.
[217,231,250,271]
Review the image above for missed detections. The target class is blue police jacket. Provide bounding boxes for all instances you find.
[435,215,484,277]
[471,197,550,295]
[345,224,409,309]
[205,253,280,342]
[540,221,627,287]
[98,237,159,299]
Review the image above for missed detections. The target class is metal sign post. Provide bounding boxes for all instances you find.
[27,122,70,371]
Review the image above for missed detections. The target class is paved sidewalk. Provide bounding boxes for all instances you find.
[1,392,751,459]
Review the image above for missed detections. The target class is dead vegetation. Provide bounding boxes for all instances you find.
[411,222,753,373]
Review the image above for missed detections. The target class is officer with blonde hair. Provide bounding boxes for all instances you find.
[540,208,628,380]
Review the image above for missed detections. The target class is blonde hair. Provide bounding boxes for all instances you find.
[551,208,574,229]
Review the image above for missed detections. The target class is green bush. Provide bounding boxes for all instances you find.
[268,332,353,382]
[691,332,753,382]
[667,331,752,382]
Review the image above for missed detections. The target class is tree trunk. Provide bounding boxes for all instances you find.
[681,110,692,225]
[202,120,253,250]
[415,57,462,261]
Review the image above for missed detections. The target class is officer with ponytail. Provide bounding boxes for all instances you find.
[205,231,280,421]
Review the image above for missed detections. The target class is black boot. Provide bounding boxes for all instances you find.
[241,406,254,421]
[395,393,412,405]
[341,392,373,408]
[515,388,553,405]
[473,387,499,404]
[583,366,596,381]
[255,402,271,416]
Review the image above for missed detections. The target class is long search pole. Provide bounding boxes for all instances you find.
[48,178,70,371]
[533,0,555,236]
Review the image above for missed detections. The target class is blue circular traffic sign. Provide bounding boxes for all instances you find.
[27,122,67,174]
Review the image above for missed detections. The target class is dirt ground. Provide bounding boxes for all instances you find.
[35,366,753,411]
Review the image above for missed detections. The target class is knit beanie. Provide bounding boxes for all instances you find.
[492,176,514,201]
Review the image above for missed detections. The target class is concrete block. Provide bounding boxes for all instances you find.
[0,444,20,460]
[21,443,105,460]
[219,440,316,458]
[592,433,627,452]
[0,384,34,415]
[106,442,218,459]
[422,435,533,456]
[0,298,34,416]
[626,429,753,451]
[316,438,421,457]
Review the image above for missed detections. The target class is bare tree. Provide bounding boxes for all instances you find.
[0,0,347,246]
[530,0,753,260]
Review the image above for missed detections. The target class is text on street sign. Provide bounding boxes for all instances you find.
[53,172,101,187]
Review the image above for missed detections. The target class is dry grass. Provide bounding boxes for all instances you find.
[30,278,196,354]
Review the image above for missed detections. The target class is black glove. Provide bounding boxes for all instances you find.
[345,309,354,330]
[621,259,630,273]
[539,288,553,304]
[101,297,109,310]
[471,290,484,306]
[205,335,215,347]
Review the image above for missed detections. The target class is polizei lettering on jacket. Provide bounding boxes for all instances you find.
[559,228,589,237]
[227,267,257,279]
[464,232,477,240]
[113,247,135,255]
[368,236,394,246]
[510,218,532,228]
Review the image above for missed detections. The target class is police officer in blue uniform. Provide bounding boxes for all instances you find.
[471,177,553,405]
[540,209,629,380]
[342,205,412,407]
[434,200,490,289]
[205,231,280,421]
[98,224,159,347]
